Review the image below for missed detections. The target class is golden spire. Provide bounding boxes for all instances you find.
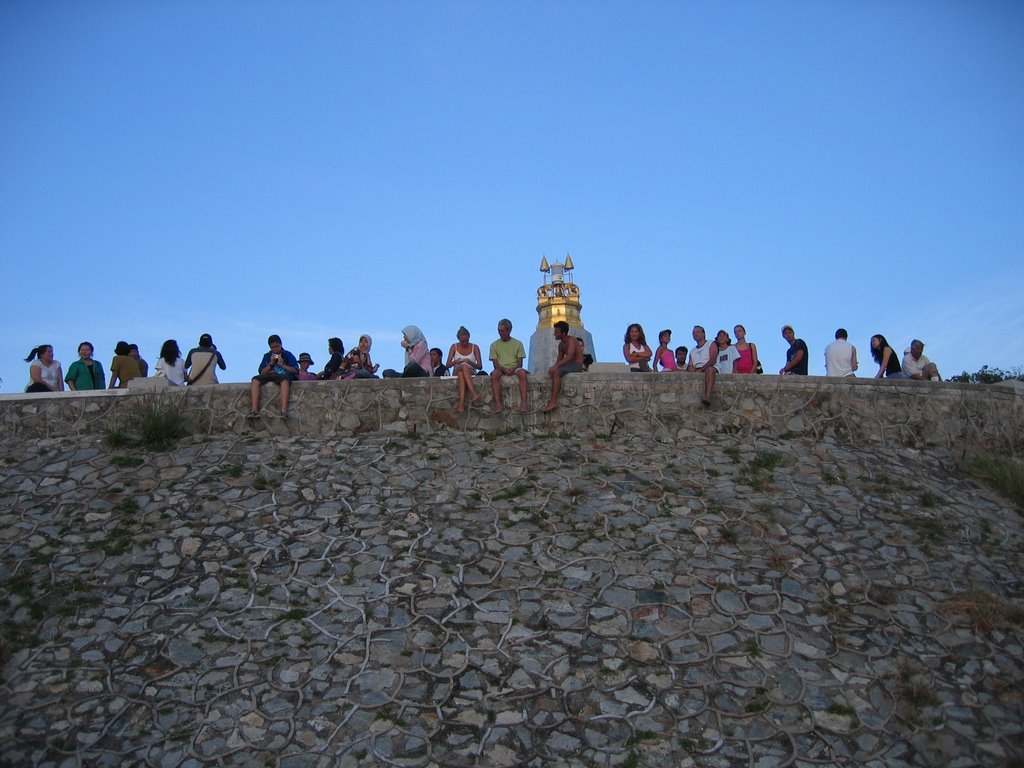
[535,253,583,331]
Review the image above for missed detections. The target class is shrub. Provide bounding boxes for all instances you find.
[104,396,191,452]
[948,365,1024,384]
[961,451,1024,512]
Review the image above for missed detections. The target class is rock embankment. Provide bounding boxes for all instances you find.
[1,423,1022,767]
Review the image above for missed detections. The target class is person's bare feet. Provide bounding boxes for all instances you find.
[455,403,465,413]
[518,403,528,414]
[494,403,504,414]
[541,402,557,413]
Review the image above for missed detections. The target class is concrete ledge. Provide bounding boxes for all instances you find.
[1,374,1021,452]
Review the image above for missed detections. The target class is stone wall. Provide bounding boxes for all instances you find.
[1,374,1021,452]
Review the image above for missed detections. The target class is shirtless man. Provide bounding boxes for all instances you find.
[542,321,584,412]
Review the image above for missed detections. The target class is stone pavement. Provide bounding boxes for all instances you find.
[1,426,1021,767]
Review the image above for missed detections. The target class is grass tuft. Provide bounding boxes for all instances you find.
[104,397,190,452]
[961,451,1024,512]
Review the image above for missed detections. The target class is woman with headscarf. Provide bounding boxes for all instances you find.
[383,326,431,378]
[340,334,379,379]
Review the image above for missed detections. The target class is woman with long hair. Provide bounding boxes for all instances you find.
[65,341,106,390]
[652,329,677,372]
[25,345,64,393]
[446,326,483,412]
[733,324,760,374]
[623,323,652,372]
[155,340,187,385]
[870,334,907,379]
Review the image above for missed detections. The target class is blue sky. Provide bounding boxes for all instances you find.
[2,1,1022,391]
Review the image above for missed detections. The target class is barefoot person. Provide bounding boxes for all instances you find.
[542,321,584,412]
[489,318,529,414]
[446,326,483,412]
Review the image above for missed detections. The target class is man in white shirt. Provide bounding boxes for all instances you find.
[902,340,941,381]
[824,328,858,377]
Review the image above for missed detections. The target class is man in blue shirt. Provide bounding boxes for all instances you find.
[249,334,299,418]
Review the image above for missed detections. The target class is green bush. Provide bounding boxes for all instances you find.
[948,365,1024,384]
[104,396,191,452]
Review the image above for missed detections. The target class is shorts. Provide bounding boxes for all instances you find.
[558,363,582,376]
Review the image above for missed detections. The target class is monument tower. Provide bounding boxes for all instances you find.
[527,253,596,375]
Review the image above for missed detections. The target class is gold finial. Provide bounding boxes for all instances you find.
[564,252,574,270]
[539,256,550,272]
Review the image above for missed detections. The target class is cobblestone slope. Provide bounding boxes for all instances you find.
[1,428,1022,767]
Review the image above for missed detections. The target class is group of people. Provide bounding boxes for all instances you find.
[21,322,943,414]
[822,330,941,381]
[21,335,227,393]
[617,322,941,407]
[246,319,588,417]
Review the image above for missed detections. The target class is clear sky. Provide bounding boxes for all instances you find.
[2,1,1022,392]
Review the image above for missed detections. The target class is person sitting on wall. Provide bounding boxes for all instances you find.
[429,347,448,377]
[249,334,298,418]
[489,318,529,414]
[674,345,689,371]
[824,328,857,377]
[383,326,431,378]
[25,344,64,393]
[340,335,378,379]
[902,339,941,381]
[297,353,317,381]
[703,329,739,407]
[109,341,143,389]
[65,341,106,391]
[652,329,677,372]
[870,334,907,379]
[318,338,346,380]
[446,326,483,412]
[129,344,149,377]
[541,321,584,413]
[185,333,227,385]
[779,324,808,375]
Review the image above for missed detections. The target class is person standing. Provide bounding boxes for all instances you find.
[824,328,858,377]
[65,342,106,391]
[779,325,809,375]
